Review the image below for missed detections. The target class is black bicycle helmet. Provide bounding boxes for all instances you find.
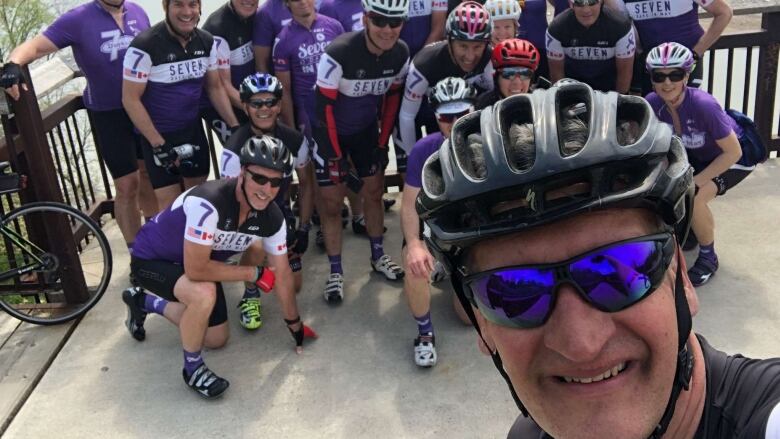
[240,135,292,174]
[240,73,284,102]
[417,81,696,439]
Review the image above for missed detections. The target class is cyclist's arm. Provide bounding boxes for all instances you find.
[122,48,164,146]
[3,35,58,100]
[214,37,242,109]
[314,52,345,160]
[206,41,239,127]
[252,8,274,72]
[294,152,314,226]
[694,131,741,187]
[425,7,448,45]
[379,60,409,148]
[272,42,296,128]
[398,62,429,152]
[694,0,732,57]
[183,240,256,282]
[219,148,241,178]
[614,27,636,94]
[546,29,565,83]
[262,221,299,321]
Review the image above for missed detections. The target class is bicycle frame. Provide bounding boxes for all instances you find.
[0,220,47,283]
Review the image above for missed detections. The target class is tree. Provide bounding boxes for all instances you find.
[0,0,53,61]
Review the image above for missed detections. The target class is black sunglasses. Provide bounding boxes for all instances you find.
[651,70,687,83]
[368,14,404,29]
[499,67,534,80]
[245,169,283,187]
[572,0,600,6]
[248,97,280,109]
[463,233,675,329]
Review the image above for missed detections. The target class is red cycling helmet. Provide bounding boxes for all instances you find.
[446,1,493,42]
[491,38,540,71]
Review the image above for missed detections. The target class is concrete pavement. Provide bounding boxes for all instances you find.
[4,161,780,438]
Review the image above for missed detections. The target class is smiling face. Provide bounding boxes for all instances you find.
[363,13,404,52]
[449,40,488,73]
[497,71,531,97]
[231,0,259,19]
[570,0,601,27]
[651,68,688,104]
[240,165,283,211]
[467,208,684,439]
[244,92,281,132]
[491,19,517,45]
[285,0,316,19]
[165,0,201,36]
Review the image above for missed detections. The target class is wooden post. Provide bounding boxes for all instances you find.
[2,66,89,303]
[755,11,780,154]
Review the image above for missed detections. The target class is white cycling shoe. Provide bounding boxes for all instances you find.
[323,273,344,304]
[414,333,437,367]
[371,254,405,281]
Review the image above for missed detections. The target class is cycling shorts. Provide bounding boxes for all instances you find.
[140,122,212,189]
[314,122,386,187]
[130,257,227,327]
[200,107,249,145]
[691,158,753,197]
[88,109,143,180]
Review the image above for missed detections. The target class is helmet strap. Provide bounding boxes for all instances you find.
[240,172,261,213]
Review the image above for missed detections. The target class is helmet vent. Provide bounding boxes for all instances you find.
[422,152,445,197]
[452,112,487,180]
[498,95,535,172]
[555,85,592,156]
[616,95,650,146]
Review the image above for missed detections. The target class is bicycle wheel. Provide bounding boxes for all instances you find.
[0,201,112,325]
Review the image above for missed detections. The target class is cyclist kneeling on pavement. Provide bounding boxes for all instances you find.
[220,73,315,329]
[645,42,751,287]
[402,77,474,367]
[124,135,316,399]
[417,80,780,438]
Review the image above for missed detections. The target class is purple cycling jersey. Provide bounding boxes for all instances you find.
[319,0,365,33]
[253,0,293,47]
[517,0,548,54]
[646,87,741,168]
[406,132,445,188]
[401,0,448,57]
[273,15,344,133]
[43,1,150,111]
[615,0,712,51]
[553,0,570,16]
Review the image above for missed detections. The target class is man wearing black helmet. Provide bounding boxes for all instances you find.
[416,82,780,437]
[122,0,239,211]
[124,135,316,400]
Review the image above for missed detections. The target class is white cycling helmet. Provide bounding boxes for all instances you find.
[484,0,521,21]
[645,42,696,73]
[362,0,409,18]
[428,77,477,113]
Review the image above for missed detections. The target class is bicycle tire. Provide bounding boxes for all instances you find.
[0,201,112,325]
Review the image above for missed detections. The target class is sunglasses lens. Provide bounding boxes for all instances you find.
[370,15,403,28]
[250,98,279,109]
[500,68,533,80]
[469,268,555,328]
[570,240,664,312]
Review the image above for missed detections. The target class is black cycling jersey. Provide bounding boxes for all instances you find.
[124,22,219,133]
[545,6,635,92]
[219,122,309,179]
[397,40,493,151]
[131,178,288,264]
[313,30,409,161]
[507,334,780,438]
[202,2,255,90]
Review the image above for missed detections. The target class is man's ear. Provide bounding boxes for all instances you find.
[677,253,699,316]
[473,306,497,356]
